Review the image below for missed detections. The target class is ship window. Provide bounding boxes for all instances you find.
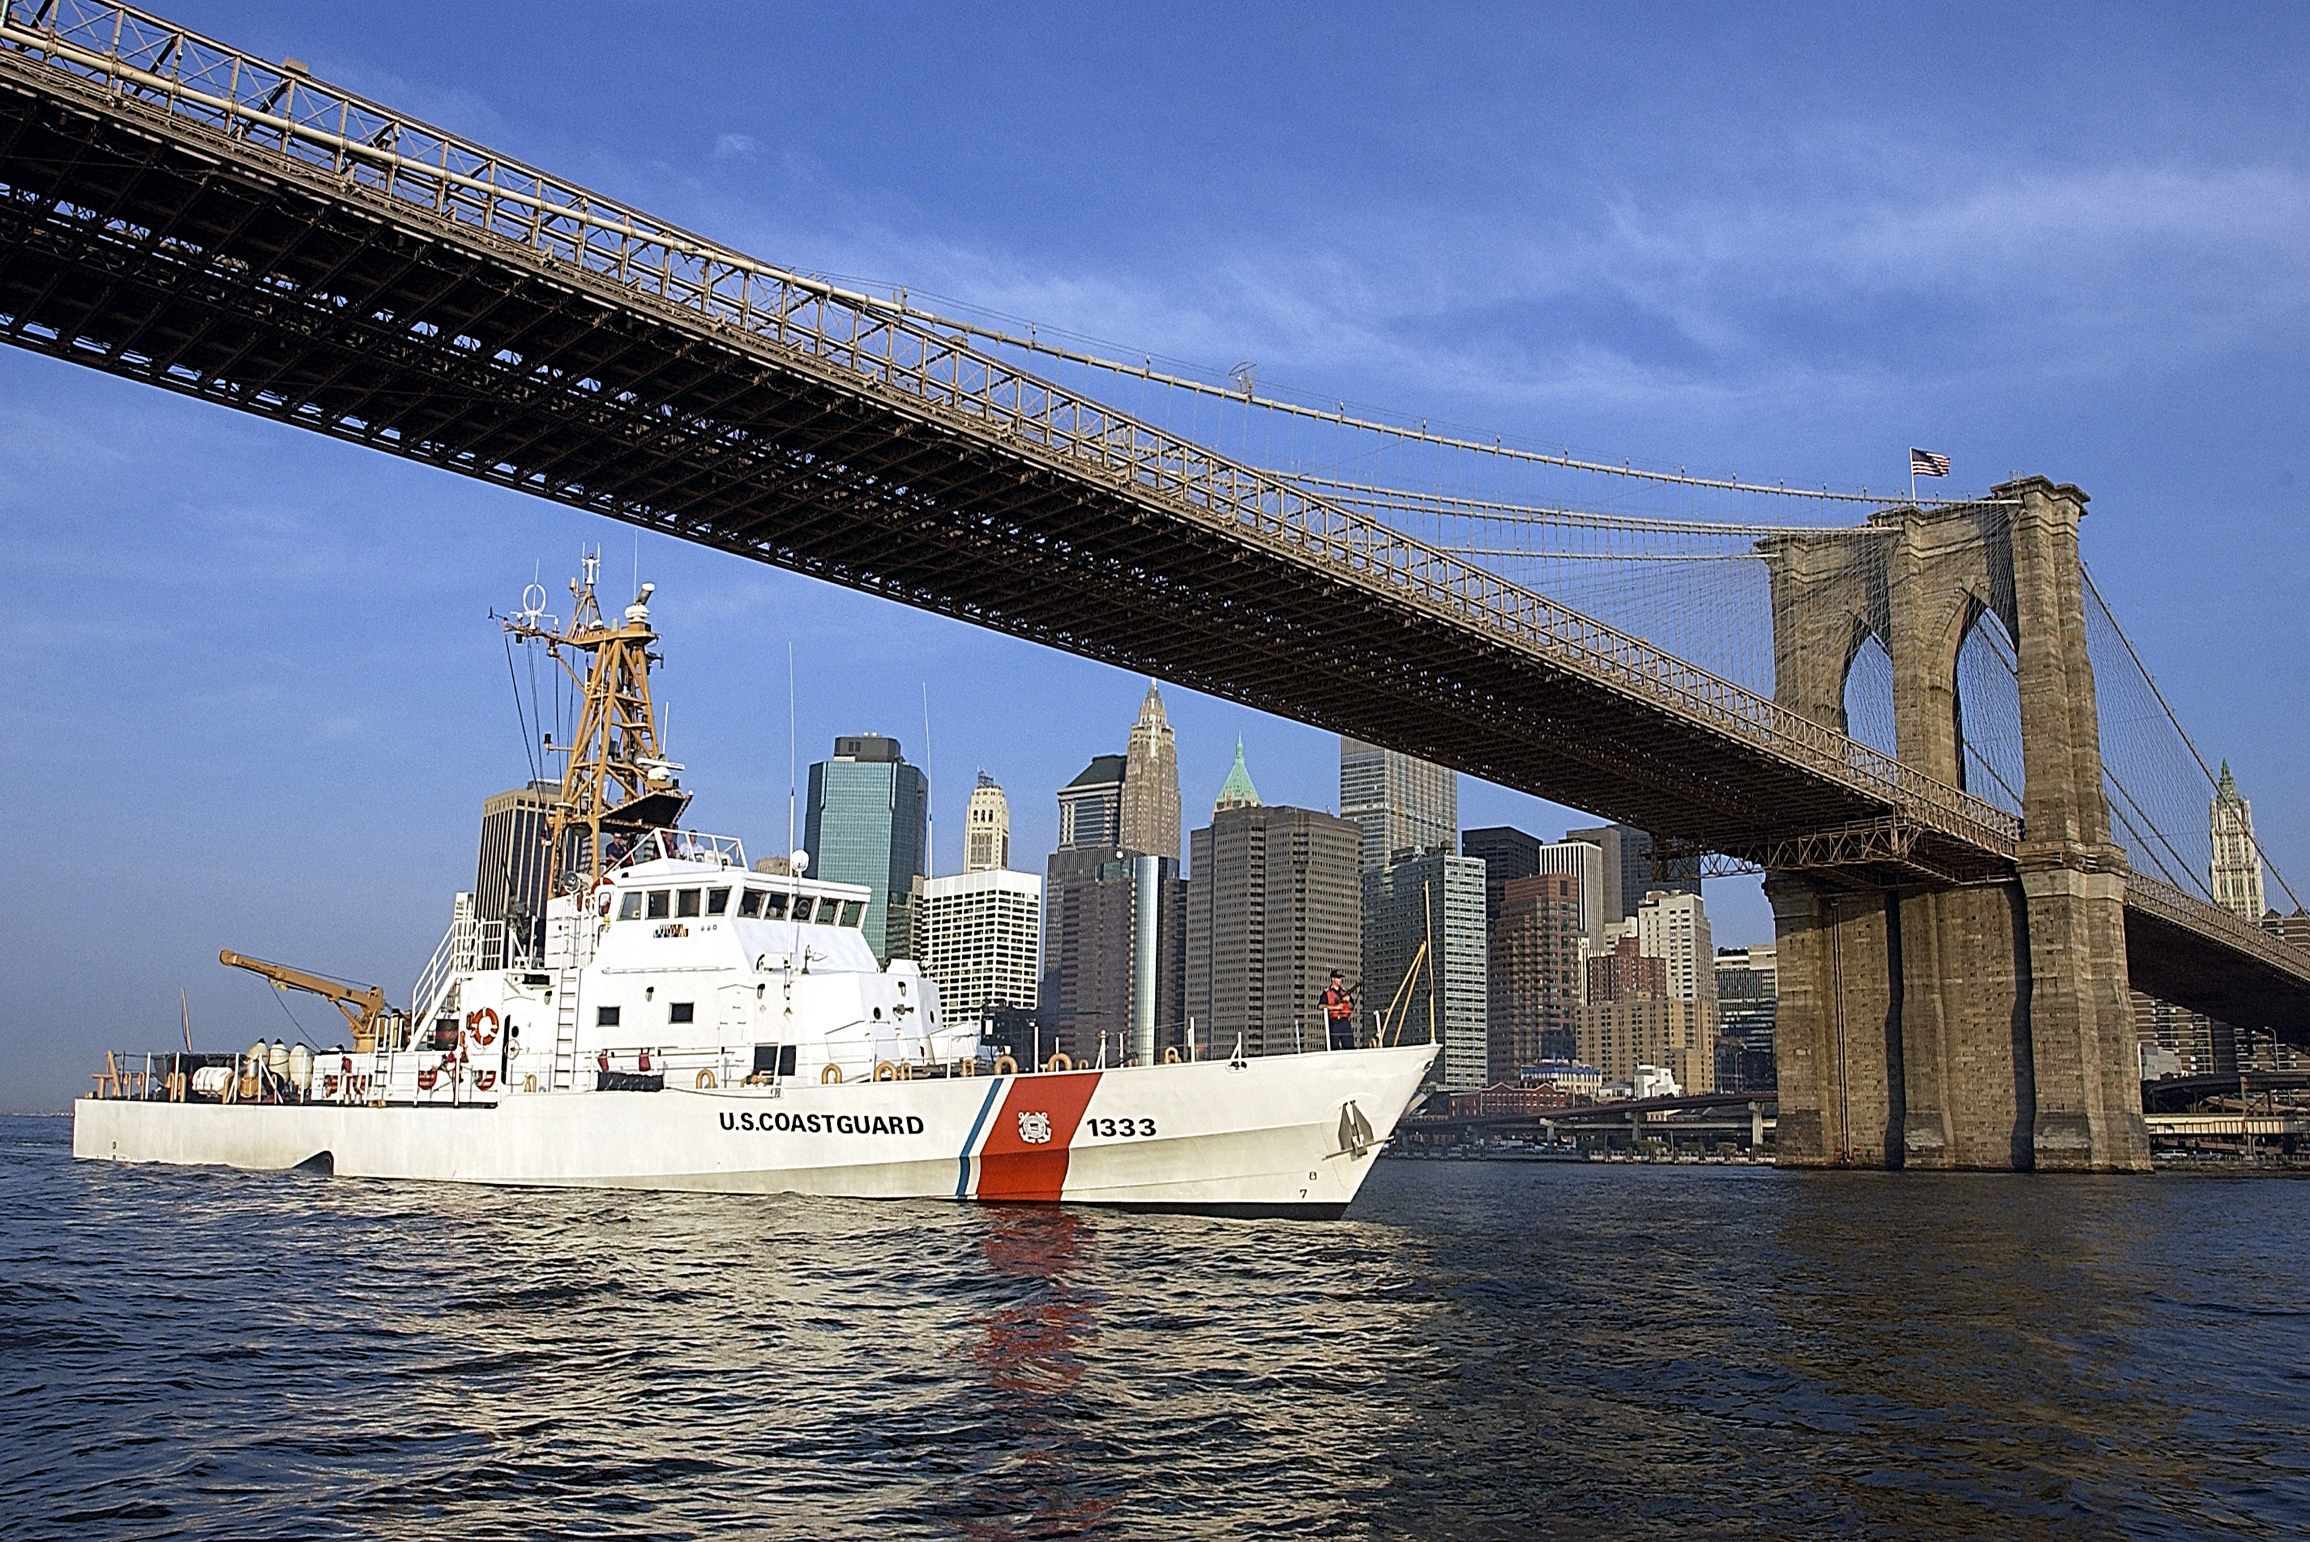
[737,889,763,918]
[840,901,865,928]
[763,893,789,920]
[669,1002,695,1024]
[646,891,671,919]
[597,1006,621,1027]
[618,891,643,921]
[706,888,730,915]
[676,889,702,918]
[786,897,812,924]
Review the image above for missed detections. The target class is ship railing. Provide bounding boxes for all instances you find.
[609,828,747,871]
[409,914,529,1028]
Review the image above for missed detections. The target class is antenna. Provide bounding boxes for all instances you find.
[786,641,798,865]
[922,681,934,880]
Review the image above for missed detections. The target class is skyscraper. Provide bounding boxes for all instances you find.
[803,734,928,963]
[1578,930,1712,1095]
[1363,850,1489,1088]
[1120,681,1181,861]
[1563,823,1702,922]
[473,779,580,968]
[964,771,1011,873]
[1044,851,1185,1064]
[1489,872,1585,1077]
[1462,826,1541,934]
[1714,945,1778,1092]
[915,868,1042,1030]
[1339,737,1457,872]
[1632,888,1715,1004]
[2211,761,2266,920]
[1186,752,1361,1060]
[1056,754,1126,851]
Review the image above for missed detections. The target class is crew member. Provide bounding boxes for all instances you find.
[1320,970,1357,1051]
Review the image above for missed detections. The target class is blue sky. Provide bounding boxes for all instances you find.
[6,2,2308,1107]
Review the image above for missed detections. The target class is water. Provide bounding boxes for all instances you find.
[5,1116,2307,1541]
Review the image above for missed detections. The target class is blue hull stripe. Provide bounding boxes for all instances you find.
[956,1077,1006,1199]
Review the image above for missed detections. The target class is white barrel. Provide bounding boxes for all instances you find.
[191,1065,236,1097]
[246,1041,268,1076]
[266,1040,290,1076]
[287,1044,314,1091]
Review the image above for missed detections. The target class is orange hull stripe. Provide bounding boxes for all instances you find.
[974,1071,1102,1202]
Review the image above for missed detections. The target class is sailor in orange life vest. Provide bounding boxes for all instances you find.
[1320,971,1357,1051]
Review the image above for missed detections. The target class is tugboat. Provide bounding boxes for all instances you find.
[74,560,1437,1217]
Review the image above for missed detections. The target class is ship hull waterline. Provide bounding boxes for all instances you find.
[74,1044,1438,1220]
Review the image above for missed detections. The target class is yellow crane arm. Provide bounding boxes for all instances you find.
[218,950,394,1052]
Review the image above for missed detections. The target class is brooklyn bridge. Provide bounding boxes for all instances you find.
[3,0,2302,1171]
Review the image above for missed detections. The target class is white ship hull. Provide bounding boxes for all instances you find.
[74,1044,1437,1219]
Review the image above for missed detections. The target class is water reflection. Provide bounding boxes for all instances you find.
[6,1121,2310,1540]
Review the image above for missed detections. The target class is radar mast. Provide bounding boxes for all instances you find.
[503,551,690,893]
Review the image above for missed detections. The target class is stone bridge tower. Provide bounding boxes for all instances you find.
[1759,477,2149,1171]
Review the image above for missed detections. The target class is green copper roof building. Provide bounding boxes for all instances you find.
[1214,737,1261,812]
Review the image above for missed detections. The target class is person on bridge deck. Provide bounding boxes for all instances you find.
[1321,972,1357,1051]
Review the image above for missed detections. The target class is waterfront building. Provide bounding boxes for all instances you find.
[473,778,579,967]
[963,772,1011,873]
[1340,737,1457,873]
[2131,989,2233,1078]
[1120,681,1182,861]
[1488,872,1585,1076]
[1448,1083,1576,1119]
[1714,944,1778,1092]
[803,734,928,962]
[1519,1060,1604,1098]
[914,868,1041,1030]
[2264,908,2310,954]
[2211,763,2266,920]
[1363,849,1488,1088]
[1186,759,1361,1060]
[1563,822,1701,922]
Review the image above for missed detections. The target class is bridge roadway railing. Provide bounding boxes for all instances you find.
[2124,873,2310,986]
[2,0,2021,862]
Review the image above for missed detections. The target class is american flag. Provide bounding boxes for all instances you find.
[1910,448,1951,478]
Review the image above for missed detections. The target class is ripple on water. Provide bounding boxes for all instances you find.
[5,1118,2310,1540]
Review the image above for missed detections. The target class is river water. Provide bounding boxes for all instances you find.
[4,1115,2306,1540]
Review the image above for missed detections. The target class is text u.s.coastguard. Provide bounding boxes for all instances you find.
[720,1110,926,1135]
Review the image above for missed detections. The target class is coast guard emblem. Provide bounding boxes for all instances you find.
[1017,1110,1053,1145]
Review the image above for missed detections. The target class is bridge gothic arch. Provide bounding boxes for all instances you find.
[1760,479,2147,1172]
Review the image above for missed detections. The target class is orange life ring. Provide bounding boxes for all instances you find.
[466,1006,500,1046]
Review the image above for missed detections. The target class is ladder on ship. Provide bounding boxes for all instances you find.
[551,967,581,1090]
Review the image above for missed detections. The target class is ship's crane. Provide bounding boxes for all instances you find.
[218,951,404,1052]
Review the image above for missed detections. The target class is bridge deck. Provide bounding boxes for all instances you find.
[0,1,2303,1032]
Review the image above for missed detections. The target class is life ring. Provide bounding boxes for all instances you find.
[1163,1045,1181,1065]
[992,1055,1018,1076]
[821,1063,844,1085]
[695,1068,717,1089]
[475,1070,498,1092]
[1044,1052,1073,1073]
[466,1007,499,1046]
[416,1067,439,1092]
